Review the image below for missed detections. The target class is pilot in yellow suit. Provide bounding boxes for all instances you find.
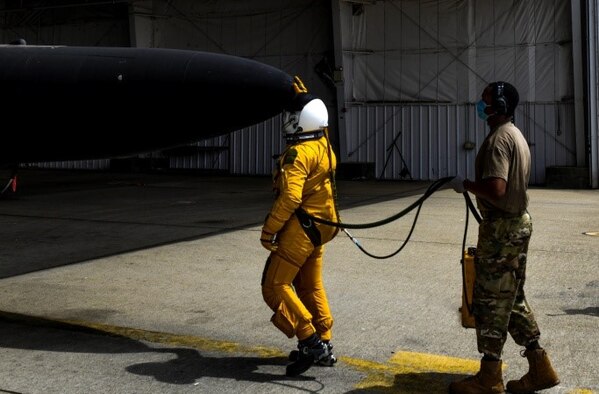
[260,94,340,377]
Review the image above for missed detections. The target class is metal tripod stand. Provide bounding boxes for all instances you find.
[379,131,412,180]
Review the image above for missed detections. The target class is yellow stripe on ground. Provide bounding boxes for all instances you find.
[0,310,284,358]
[1,311,593,393]
[389,351,481,373]
[63,318,286,359]
[342,351,483,393]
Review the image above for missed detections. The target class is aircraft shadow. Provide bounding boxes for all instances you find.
[0,169,431,279]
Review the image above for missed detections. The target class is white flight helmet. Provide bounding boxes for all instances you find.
[282,98,328,135]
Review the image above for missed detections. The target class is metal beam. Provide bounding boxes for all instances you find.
[588,0,599,188]
[331,0,349,161]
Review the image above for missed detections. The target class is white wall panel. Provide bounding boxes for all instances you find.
[342,0,572,103]
[169,85,576,184]
[345,102,576,184]
[589,0,599,187]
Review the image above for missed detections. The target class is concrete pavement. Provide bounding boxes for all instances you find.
[0,169,597,393]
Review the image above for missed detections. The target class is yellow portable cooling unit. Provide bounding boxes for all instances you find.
[460,247,476,328]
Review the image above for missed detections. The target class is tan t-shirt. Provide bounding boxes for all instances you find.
[475,121,530,214]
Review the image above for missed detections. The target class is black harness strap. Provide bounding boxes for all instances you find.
[295,207,322,247]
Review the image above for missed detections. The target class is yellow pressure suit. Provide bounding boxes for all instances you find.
[261,131,339,341]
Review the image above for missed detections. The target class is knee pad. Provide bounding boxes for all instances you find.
[262,285,315,339]
[262,287,297,338]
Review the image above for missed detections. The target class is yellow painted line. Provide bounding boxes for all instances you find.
[1,311,595,393]
[342,351,483,392]
[64,318,287,359]
[390,351,482,373]
[0,310,284,358]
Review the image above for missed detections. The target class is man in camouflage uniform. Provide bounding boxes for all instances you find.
[448,82,559,394]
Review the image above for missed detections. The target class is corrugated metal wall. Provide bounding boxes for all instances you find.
[174,101,576,184]
[169,100,576,185]
[345,102,576,184]
[27,159,111,170]
[169,114,285,176]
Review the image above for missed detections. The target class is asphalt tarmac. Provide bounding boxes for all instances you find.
[0,169,597,393]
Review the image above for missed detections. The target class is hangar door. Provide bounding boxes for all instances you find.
[340,0,576,184]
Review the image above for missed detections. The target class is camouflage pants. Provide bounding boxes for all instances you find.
[474,212,541,359]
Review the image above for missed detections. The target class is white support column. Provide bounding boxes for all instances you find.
[587,0,599,188]
[128,0,155,48]
[331,0,349,161]
[571,0,586,167]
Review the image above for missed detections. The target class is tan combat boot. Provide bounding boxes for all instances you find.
[449,359,505,394]
[506,348,560,393]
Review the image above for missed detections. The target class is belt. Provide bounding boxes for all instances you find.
[481,210,527,220]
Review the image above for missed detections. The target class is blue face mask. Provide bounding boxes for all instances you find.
[476,100,490,121]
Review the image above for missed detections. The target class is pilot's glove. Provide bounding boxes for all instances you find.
[260,214,284,252]
[260,229,278,252]
[447,175,466,193]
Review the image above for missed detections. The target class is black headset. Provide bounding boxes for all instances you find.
[493,82,508,115]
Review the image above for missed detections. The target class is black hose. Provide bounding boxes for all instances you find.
[464,191,482,224]
[303,176,482,260]
[342,195,425,259]
[309,176,454,229]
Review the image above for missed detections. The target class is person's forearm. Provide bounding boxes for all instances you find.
[464,178,506,202]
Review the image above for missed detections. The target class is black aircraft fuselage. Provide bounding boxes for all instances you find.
[0,45,296,166]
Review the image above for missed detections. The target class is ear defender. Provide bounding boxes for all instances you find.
[494,82,507,115]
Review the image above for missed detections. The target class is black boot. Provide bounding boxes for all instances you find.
[289,340,337,366]
[285,334,330,377]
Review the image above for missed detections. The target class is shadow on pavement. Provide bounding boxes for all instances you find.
[344,372,470,394]
[0,169,432,279]
[0,311,321,389]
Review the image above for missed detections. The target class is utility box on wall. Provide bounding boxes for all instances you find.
[336,162,375,180]
[545,166,589,188]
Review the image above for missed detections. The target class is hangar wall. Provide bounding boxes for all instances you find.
[128,0,336,176]
[136,0,577,184]
[339,0,576,184]
[0,1,130,47]
[0,0,129,171]
[0,0,585,185]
